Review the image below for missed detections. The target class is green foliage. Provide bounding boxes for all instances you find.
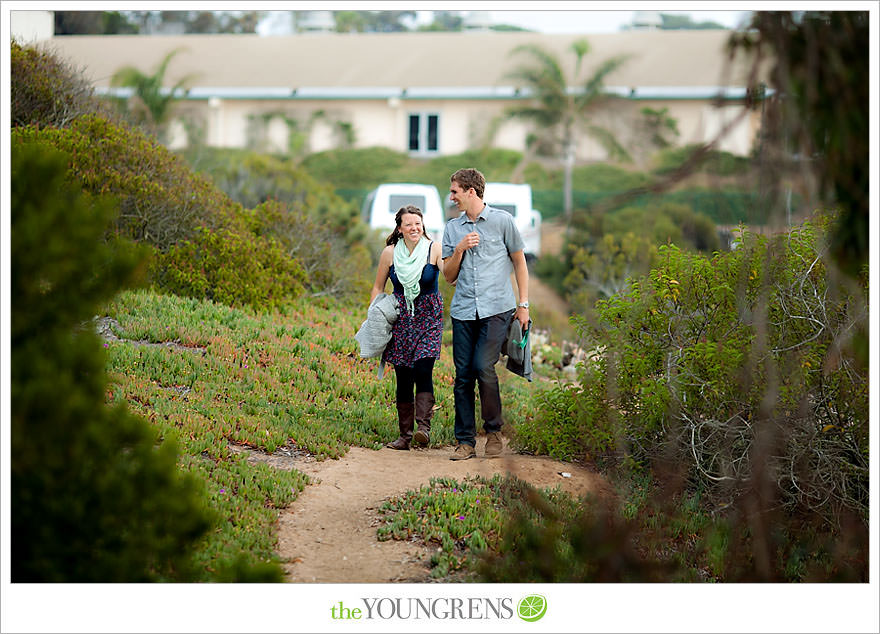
[300,146,408,189]
[602,202,720,252]
[110,46,195,132]
[250,199,372,300]
[12,119,310,312]
[11,141,213,581]
[180,147,374,300]
[10,39,108,128]
[183,147,358,229]
[159,225,305,311]
[652,143,752,177]
[571,163,652,192]
[554,202,720,310]
[12,115,240,250]
[377,475,580,579]
[478,494,678,582]
[532,215,868,529]
[302,146,523,198]
[732,12,869,279]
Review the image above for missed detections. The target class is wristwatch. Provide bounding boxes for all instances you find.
[518,301,530,309]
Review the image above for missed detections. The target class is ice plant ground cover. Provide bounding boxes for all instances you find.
[101,289,539,579]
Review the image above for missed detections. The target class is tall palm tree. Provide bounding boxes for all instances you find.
[111,47,197,139]
[504,39,629,223]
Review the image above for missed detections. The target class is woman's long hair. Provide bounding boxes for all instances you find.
[385,205,426,246]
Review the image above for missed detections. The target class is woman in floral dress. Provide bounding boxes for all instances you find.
[369,205,444,449]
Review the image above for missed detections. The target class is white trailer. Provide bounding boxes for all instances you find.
[361,183,445,243]
[482,182,543,259]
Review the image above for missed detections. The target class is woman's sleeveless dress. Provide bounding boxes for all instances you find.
[381,244,443,368]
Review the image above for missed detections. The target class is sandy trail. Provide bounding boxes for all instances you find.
[259,435,609,583]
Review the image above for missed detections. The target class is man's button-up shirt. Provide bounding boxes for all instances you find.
[442,205,525,321]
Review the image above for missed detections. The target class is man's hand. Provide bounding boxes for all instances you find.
[515,305,529,329]
[456,232,480,253]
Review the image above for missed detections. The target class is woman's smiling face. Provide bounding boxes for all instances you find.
[399,213,424,242]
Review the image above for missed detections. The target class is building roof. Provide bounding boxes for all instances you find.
[41,30,765,99]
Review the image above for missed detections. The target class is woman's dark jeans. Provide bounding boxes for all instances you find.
[451,310,515,447]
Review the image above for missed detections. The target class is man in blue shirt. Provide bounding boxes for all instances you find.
[442,168,530,460]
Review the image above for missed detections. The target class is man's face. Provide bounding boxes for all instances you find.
[449,181,470,210]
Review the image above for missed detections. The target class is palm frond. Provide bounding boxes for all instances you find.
[582,55,630,95]
[506,44,566,89]
[571,38,591,76]
[586,124,632,163]
[505,105,562,127]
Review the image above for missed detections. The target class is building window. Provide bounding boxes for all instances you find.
[408,113,439,154]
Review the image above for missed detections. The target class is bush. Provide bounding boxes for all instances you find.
[180,148,375,301]
[535,214,868,528]
[652,143,752,177]
[250,199,371,300]
[10,39,110,128]
[183,148,355,220]
[12,116,241,250]
[13,120,308,311]
[160,225,305,311]
[572,163,653,192]
[300,146,408,188]
[600,202,720,253]
[558,202,720,311]
[11,140,214,581]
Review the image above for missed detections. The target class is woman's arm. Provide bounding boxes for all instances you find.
[370,246,393,302]
[431,241,444,277]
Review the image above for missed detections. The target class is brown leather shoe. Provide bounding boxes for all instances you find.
[484,431,503,457]
[450,444,476,461]
[386,436,410,450]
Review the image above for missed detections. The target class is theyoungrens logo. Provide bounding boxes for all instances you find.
[330,594,546,622]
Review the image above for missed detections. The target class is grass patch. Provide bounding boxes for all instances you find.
[101,288,539,578]
[376,474,581,580]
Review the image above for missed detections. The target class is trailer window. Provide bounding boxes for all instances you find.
[389,194,427,213]
[491,204,517,216]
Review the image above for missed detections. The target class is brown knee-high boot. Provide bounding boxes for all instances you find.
[386,402,414,450]
[412,392,435,447]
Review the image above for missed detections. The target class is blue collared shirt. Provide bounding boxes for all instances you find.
[442,205,525,320]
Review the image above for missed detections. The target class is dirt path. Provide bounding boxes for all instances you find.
[254,435,609,583]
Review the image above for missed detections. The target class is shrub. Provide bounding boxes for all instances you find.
[601,202,720,253]
[535,214,868,528]
[13,120,308,311]
[250,199,371,300]
[559,202,719,310]
[159,225,305,311]
[11,140,213,581]
[183,148,356,221]
[180,148,374,300]
[300,146,408,188]
[572,163,652,192]
[10,39,109,128]
[652,143,752,177]
[12,116,241,251]
[13,115,240,251]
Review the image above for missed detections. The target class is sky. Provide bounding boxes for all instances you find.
[256,7,756,35]
[484,9,754,33]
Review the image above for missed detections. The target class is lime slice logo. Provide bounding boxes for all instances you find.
[517,594,547,622]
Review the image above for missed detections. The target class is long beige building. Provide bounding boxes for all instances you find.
[20,18,768,162]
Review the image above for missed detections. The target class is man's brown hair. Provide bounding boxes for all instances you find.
[450,168,485,199]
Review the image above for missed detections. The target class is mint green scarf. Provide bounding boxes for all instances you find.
[393,237,430,315]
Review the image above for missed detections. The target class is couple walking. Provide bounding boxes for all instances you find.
[368,168,530,460]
